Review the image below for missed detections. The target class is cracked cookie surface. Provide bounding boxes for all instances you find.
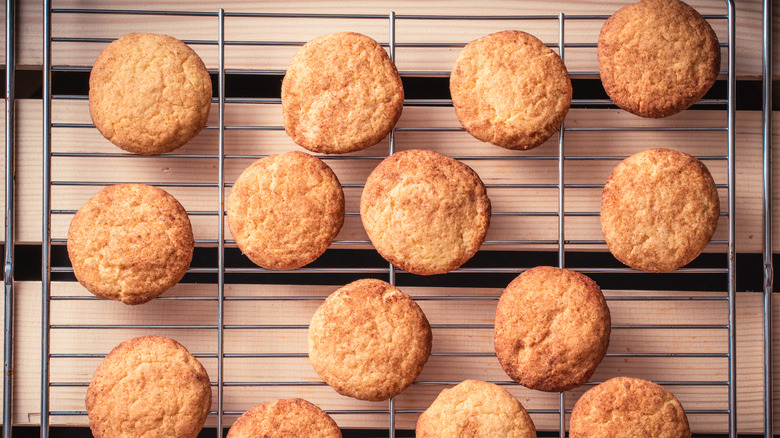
[450,30,572,150]
[416,380,536,438]
[598,0,720,118]
[494,266,611,392]
[360,149,491,275]
[308,279,431,401]
[227,151,345,270]
[89,33,212,154]
[86,336,212,438]
[227,398,341,438]
[570,376,691,438]
[600,148,719,273]
[282,32,404,154]
[67,184,194,305]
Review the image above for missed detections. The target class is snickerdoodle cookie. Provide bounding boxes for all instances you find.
[227,398,341,438]
[570,376,691,438]
[600,148,719,272]
[598,0,720,118]
[227,151,345,270]
[494,266,611,392]
[308,279,431,401]
[86,336,212,438]
[450,30,572,150]
[282,32,404,154]
[67,184,194,305]
[416,380,536,438]
[360,149,491,275]
[89,33,212,154]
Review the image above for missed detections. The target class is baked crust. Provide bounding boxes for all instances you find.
[89,33,212,154]
[600,148,719,273]
[494,266,611,392]
[360,149,491,275]
[282,32,404,154]
[416,380,536,438]
[450,30,572,150]
[227,398,341,438]
[86,336,212,438]
[227,151,345,270]
[67,184,194,305]
[308,279,432,401]
[598,0,720,118]
[570,376,691,438]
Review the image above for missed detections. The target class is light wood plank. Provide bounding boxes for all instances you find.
[10,1,776,79]
[39,16,728,76]
[7,282,767,433]
[14,99,771,253]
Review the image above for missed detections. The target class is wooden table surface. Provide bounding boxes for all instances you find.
[1,0,779,435]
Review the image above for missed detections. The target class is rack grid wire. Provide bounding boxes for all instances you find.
[24,1,759,436]
[3,1,14,437]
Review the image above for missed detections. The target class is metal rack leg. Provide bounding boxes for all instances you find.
[557,12,566,438]
[388,12,397,438]
[725,0,737,436]
[41,0,53,436]
[3,0,14,435]
[762,0,773,436]
[217,8,226,437]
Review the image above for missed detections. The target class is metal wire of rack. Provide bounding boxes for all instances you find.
[8,0,768,436]
[761,0,774,436]
[3,1,14,438]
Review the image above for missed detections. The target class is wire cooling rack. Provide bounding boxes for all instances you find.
[13,0,766,436]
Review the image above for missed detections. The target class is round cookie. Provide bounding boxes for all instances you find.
[416,380,536,438]
[67,184,194,305]
[227,398,341,438]
[308,279,432,401]
[89,33,212,155]
[282,32,404,154]
[227,151,345,270]
[494,266,611,392]
[450,30,572,150]
[600,148,719,273]
[86,336,212,438]
[598,0,720,118]
[570,377,691,438]
[360,149,491,275]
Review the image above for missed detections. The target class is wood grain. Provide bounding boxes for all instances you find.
[6,0,778,79]
[5,282,769,433]
[2,1,778,434]
[11,99,773,253]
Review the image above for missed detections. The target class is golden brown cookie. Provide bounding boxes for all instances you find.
[308,279,432,401]
[227,398,341,438]
[416,380,536,438]
[450,30,572,150]
[601,148,719,273]
[598,0,720,118]
[282,32,404,154]
[67,184,194,305]
[86,336,212,438]
[494,266,611,392]
[360,149,491,275]
[570,377,691,438]
[89,33,212,154]
[227,151,345,270]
